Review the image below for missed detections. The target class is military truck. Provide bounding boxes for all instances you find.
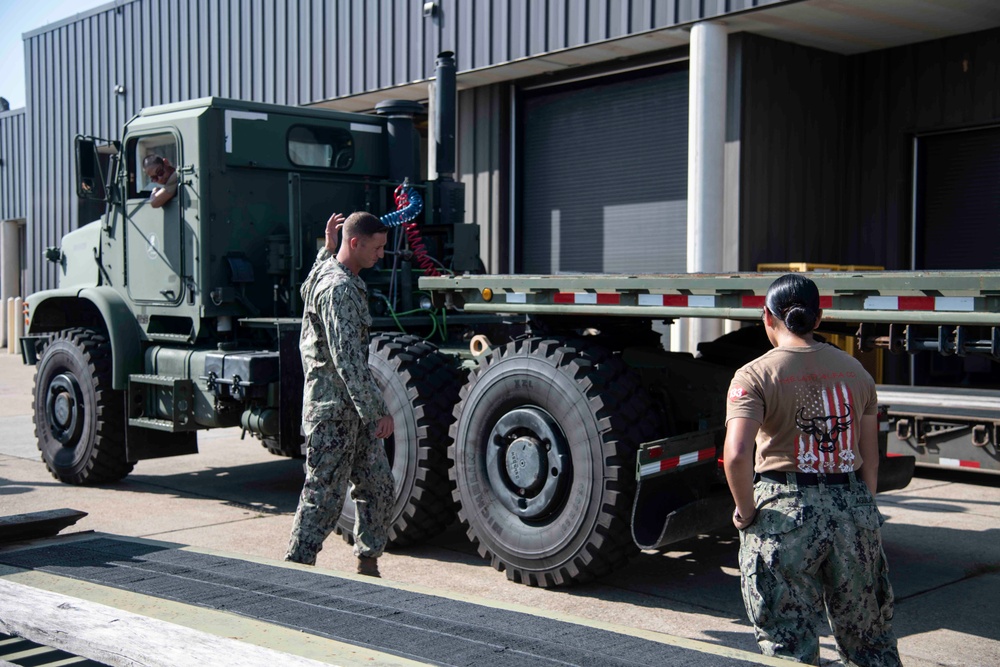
[24,50,998,588]
[21,53,484,547]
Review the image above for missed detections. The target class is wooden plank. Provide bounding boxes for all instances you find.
[0,509,87,544]
[0,579,331,667]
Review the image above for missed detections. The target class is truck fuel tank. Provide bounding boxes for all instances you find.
[203,351,280,400]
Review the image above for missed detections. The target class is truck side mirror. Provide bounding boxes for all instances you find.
[75,136,107,201]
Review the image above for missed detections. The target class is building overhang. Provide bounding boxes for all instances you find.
[314,0,1000,113]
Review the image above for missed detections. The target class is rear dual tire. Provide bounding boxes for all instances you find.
[336,334,465,546]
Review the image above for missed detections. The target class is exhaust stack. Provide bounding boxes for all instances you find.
[434,51,457,181]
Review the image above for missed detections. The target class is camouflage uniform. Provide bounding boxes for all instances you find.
[285,248,393,566]
[739,474,900,666]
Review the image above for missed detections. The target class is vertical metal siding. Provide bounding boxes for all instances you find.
[0,109,27,220]
[846,27,1000,270]
[737,33,850,272]
[458,84,508,273]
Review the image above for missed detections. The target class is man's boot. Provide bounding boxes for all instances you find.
[356,555,380,577]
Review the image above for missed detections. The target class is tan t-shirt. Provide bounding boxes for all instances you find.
[725,342,877,474]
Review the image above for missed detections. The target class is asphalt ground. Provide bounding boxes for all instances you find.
[1,351,999,666]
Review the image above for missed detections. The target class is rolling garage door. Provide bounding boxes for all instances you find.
[520,65,688,274]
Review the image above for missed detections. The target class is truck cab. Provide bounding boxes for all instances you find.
[23,96,435,479]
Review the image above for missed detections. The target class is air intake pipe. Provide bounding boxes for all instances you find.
[434,51,457,181]
[375,99,424,183]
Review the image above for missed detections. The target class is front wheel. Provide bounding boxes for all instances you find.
[33,328,132,484]
[449,337,662,587]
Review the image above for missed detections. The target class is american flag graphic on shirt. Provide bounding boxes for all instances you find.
[794,381,857,473]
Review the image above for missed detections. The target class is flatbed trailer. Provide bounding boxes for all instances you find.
[412,269,999,581]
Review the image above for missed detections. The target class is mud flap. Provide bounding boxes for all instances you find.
[631,427,733,550]
[877,404,915,493]
[877,453,915,492]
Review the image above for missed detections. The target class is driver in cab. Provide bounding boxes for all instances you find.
[142,154,178,208]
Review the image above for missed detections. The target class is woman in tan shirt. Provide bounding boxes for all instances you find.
[724,273,900,666]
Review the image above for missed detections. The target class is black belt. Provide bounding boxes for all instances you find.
[756,471,852,486]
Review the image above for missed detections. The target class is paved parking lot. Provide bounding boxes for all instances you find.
[1,352,998,665]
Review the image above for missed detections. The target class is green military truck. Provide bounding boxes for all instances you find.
[24,52,999,587]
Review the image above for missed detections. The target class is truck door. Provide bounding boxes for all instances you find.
[124,132,186,305]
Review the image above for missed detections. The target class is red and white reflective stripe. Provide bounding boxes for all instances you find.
[553,292,621,305]
[639,295,716,308]
[639,446,716,477]
[938,457,981,469]
[863,296,975,311]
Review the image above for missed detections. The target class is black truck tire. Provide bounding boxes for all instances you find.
[449,337,661,587]
[33,328,133,484]
[335,333,464,546]
[261,435,304,458]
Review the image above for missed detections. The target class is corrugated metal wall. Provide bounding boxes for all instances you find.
[737,26,1000,272]
[846,26,1000,270]
[23,0,790,291]
[448,0,782,70]
[737,33,850,271]
[458,84,508,273]
[0,108,26,221]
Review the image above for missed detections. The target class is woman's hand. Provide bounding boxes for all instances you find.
[733,506,758,530]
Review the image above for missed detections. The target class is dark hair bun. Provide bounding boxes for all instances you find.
[784,306,817,335]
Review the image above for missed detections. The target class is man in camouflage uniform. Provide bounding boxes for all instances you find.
[285,211,395,577]
[724,274,900,666]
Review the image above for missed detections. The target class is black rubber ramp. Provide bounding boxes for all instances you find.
[0,537,765,666]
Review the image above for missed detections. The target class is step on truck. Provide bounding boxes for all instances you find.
[19,51,998,587]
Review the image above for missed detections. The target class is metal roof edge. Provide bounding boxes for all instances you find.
[22,0,139,41]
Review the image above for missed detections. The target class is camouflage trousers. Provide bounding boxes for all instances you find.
[285,418,393,565]
[738,473,900,666]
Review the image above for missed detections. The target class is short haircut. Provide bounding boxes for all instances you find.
[343,211,388,239]
[142,154,165,170]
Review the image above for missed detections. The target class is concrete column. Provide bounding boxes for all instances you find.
[11,296,23,354]
[1,219,22,349]
[684,21,728,354]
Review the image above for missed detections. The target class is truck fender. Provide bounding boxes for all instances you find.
[27,286,142,391]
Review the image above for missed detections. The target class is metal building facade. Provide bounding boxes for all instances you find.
[1,106,27,347]
[21,0,1000,294]
[22,0,788,292]
[736,25,1000,272]
[0,108,26,221]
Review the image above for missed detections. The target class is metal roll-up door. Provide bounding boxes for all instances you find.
[520,66,688,274]
[917,126,1000,270]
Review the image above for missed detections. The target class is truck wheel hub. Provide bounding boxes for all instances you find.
[505,437,546,492]
[488,407,570,519]
[47,373,83,446]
